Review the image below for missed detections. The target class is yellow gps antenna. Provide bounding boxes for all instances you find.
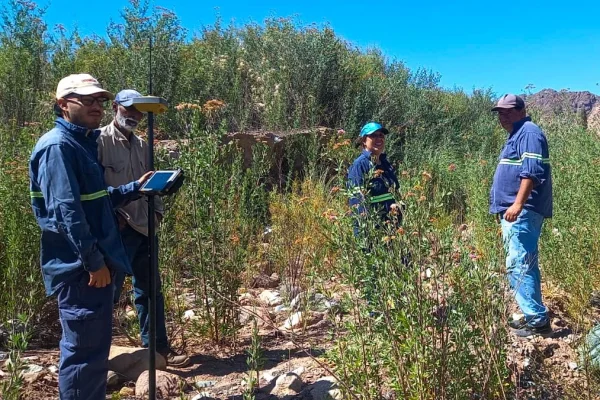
[129,35,168,400]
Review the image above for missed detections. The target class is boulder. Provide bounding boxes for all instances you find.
[135,370,186,399]
[108,346,166,382]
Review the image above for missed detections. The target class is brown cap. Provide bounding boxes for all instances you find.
[491,94,525,111]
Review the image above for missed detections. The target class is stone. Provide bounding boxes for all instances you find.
[119,386,135,396]
[135,370,185,398]
[261,367,283,384]
[191,393,214,400]
[22,364,45,383]
[48,365,58,374]
[290,293,305,309]
[569,362,578,370]
[107,370,121,387]
[251,273,280,289]
[183,310,197,321]
[259,290,283,306]
[272,370,303,396]
[274,305,290,314]
[108,346,167,382]
[281,312,304,330]
[310,376,343,400]
[195,380,217,389]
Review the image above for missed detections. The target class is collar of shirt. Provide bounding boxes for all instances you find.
[56,117,100,141]
[109,121,141,147]
[511,116,532,135]
[360,149,389,166]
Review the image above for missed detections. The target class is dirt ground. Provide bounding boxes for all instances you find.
[4,280,600,399]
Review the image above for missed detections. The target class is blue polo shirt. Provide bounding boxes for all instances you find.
[29,118,138,295]
[489,117,553,217]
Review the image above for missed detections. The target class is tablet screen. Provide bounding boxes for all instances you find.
[141,171,177,191]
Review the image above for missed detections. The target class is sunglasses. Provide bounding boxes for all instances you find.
[67,95,110,107]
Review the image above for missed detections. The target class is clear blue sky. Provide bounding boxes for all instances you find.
[41,0,600,96]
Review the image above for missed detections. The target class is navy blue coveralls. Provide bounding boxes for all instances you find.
[347,149,402,304]
[347,149,401,234]
[29,118,138,400]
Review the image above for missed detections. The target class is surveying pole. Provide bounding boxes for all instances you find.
[131,96,168,400]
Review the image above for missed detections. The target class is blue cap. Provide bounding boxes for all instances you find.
[359,122,389,137]
[115,89,143,107]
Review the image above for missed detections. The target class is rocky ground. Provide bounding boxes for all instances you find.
[2,275,600,399]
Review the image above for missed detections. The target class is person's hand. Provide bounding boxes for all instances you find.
[89,265,112,288]
[503,203,523,222]
[137,171,154,186]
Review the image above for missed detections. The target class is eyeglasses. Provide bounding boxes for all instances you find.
[67,95,110,107]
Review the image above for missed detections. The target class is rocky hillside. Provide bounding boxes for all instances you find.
[524,89,598,115]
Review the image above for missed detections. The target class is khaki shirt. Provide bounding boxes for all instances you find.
[98,121,164,237]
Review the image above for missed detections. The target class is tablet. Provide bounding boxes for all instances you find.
[139,170,182,194]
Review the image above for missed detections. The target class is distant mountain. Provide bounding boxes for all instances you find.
[523,89,598,115]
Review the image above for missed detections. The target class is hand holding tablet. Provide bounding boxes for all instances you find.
[139,169,185,196]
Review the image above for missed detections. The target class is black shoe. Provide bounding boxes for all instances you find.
[512,321,552,338]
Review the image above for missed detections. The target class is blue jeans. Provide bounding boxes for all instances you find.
[501,208,549,327]
[57,271,113,400]
[114,226,169,349]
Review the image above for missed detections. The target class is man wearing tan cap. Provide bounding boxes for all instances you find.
[29,74,152,399]
[490,94,553,338]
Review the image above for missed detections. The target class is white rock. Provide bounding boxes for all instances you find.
[569,362,578,370]
[282,312,304,330]
[291,366,306,376]
[261,367,283,383]
[274,305,290,314]
[512,313,524,322]
[290,293,304,309]
[310,376,342,400]
[22,364,45,383]
[425,268,432,278]
[239,292,254,303]
[48,365,58,374]
[191,392,212,400]
[259,290,283,306]
[272,371,303,395]
[183,310,196,320]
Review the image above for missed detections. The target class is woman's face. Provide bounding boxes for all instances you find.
[364,131,385,155]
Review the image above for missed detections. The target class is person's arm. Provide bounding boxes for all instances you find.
[106,171,153,208]
[37,145,111,286]
[348,160,369,215]
[503,178,534,222]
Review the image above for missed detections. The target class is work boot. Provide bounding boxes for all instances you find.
[511,321,552,338]
[158,347,190,368]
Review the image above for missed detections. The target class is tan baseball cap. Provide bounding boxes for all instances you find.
[491,94,525,111]
[55,74,113,99]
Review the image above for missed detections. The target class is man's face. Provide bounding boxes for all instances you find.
[497,108,525,133]
[114,103,144,132]
[58,94,109,129]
